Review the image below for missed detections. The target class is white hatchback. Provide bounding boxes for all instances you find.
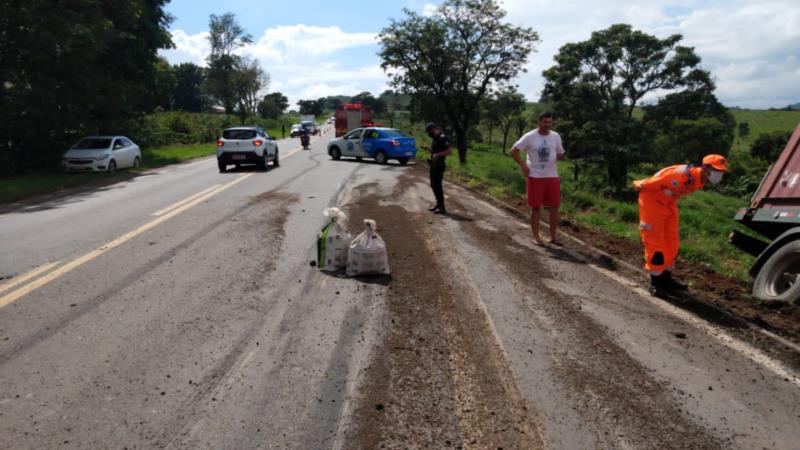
[62,136,141,173]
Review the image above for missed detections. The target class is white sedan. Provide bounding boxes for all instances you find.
[62,136,142,173]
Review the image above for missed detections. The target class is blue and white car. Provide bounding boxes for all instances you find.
[327,128,417,165]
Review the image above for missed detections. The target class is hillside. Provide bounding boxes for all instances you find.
[730,109,800,153]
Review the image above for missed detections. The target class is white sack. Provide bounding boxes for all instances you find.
[347,219,390,277]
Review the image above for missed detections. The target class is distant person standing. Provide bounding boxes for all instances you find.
[511,112,566,246]
[425,123,452,215]
[281,123,286,139]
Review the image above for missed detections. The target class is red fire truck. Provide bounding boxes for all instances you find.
[335,103,373,137]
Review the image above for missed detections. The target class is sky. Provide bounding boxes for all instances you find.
[161,0,800,109]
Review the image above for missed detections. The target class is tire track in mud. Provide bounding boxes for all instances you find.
[448,195,731,450]
[341,185,544,449]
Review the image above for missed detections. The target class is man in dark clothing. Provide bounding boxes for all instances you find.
[425,122,452,215]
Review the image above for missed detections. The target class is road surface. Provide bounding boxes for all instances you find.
[0,128,798,449]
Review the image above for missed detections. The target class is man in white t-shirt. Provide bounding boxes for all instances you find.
[510,112,566,246]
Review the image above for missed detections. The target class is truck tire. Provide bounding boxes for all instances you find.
[752,239,800,304]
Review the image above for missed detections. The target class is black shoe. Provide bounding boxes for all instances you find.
[663,272,688,291]
[434,208,448,215]
[649,274,670,299]
[429,205,440,212]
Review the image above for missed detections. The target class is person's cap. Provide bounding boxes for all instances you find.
[425,122,438,132]
[703,154,728,172]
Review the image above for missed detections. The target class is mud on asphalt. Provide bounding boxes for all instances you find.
[339,182,544,449]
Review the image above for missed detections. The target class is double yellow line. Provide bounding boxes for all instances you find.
[0,173,254,309]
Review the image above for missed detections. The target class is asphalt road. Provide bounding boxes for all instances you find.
[0,127,798,449]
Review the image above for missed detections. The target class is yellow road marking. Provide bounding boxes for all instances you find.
[0,173,255,309]
[151,184,222,216]
[0,261,61,296]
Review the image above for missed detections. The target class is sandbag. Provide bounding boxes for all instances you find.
[317,207,352,271]
[347,219,390,277]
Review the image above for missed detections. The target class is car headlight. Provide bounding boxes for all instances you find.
[95,154,110,161]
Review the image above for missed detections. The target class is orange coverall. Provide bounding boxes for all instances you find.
[634,165,705,274]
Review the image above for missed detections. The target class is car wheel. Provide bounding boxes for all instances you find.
[132,156,141,169]
[273,149,280,167]
[330,146,342,160]
[375,150,388,165]
[262,153,270,171]
[752,239,800,304]
[398,157,409,165]
[108,160,117,174]
[218,159,227,173]
[356,157,363,161]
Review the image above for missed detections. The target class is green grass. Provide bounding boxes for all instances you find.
[730,109,800,154]
[140,143,216,169]
[1,143,217,204]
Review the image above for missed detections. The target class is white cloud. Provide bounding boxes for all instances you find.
[422,3,438,17]
[161,25,385,106]
[161,30,210,66]
[499,0,800,108]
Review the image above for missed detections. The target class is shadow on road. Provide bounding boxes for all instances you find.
[0,170,159,215]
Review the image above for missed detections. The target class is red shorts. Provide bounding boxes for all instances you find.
[526,177,561,208]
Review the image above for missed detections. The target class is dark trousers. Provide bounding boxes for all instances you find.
[430,164,446,209]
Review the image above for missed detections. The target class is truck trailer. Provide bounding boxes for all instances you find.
[731,122,800,304]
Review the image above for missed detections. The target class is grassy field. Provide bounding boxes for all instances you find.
[730,109,800,153]
[0,143,216,204]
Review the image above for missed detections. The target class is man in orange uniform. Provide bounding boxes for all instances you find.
[633,154,728,298]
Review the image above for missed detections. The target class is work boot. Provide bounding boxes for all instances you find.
[663,271,689,292]
[649,274,670,299]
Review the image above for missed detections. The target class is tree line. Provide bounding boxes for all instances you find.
[377,0,753,195]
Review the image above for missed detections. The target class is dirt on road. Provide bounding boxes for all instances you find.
[341,185,544,449]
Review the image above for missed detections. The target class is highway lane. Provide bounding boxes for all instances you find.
[0,126,798,449]
[0,133,310,279]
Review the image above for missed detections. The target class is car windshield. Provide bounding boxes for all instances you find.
[223,129,257,140]
[73,138,112,150]
[380,130,408,138]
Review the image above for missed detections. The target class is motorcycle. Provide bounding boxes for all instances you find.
[300,132,310,150]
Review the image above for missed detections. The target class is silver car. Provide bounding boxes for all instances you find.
[62,136,141,173]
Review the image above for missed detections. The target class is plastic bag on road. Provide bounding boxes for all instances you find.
[317,207,352,271]
[347,219,390,277]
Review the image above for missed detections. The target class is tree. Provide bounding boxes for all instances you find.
[233,59,270,124]
[542,24,713,192]
[204,13,252,114]
[379,0,539,164]
[643,88,735,164]
[152,57,177,111]
[751,131,791,162]
[0,0,173,174]
[351,92,387,117]
[490,88,527,152]
[174,63,207,112]
[258,92,289,119]
[738,122,750,139]
[297,100,323,116]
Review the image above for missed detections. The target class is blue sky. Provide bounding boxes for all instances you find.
[162,0,800,109]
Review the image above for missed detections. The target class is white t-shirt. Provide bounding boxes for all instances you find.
[513,129,565,178]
